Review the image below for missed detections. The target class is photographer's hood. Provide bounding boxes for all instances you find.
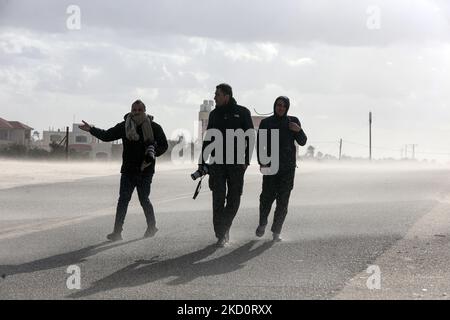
[273,96,290,117]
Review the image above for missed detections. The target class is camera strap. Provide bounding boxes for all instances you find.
[193,176,205,200]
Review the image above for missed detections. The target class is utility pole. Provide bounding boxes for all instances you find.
[369,112,372,161]
[339,139,342,160]
[411,144,418,160]
[65,126,69,160]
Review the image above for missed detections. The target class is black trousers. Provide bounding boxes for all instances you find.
[208,164,246,239]
[259,167,295,234]
[113,173,155,233]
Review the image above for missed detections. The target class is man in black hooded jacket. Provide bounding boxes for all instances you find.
[256,96,307,241]
[200,83,254,247]
[79,100,168,241]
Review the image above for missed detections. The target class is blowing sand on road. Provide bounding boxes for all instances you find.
[1,160,449,300]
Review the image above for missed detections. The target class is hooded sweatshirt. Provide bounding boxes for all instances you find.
[257,96,307,170]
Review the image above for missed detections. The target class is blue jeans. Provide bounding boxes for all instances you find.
[113,173,155,233]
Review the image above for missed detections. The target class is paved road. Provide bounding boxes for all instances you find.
[1,165,449,299]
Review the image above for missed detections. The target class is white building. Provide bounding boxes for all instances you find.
[41,124,121,160]
[0,117,33,148]
[198,100,213,142]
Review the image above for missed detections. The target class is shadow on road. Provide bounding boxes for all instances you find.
[0,239,142,278]
[68,240,273,299]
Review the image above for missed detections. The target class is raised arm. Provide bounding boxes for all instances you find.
[289,117,307,146]
[79,120,124,142]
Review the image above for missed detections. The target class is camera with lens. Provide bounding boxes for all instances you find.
[144,143,156,163]
[191,164,209,180]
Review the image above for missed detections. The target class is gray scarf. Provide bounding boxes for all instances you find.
[125,113,154,143]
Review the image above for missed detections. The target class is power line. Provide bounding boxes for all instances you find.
[415,151,450,155]
[307,141,339,144]
[342,140,368,147]
[342,140,402,152]
[307,139,450,158]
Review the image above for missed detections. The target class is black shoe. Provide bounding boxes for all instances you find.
[272,233,282,242]
[255,225,266,237]
[144,227,158,238]
[106,232,122,242]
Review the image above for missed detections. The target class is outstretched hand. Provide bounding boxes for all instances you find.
[78,120,92,132]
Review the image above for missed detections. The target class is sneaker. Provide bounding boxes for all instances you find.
[216,237,227,247]
[106,232,122,242]
[272,233,282,242]
[144,227,158,238]
[255,225,266,237]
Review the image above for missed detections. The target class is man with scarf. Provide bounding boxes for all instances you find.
[200,83,254,247]
[256,96,307,242]
[79,100,168,241]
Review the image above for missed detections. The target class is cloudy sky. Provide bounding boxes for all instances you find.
[1,0,449,160]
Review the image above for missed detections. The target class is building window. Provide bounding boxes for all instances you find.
[95,152,108,160]
[50,134,62,142]
[75,135,88,143]
[0,130,8,140]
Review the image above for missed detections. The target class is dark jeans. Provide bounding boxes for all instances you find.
[208,164,247,239]
[113,173,155,233]
[259,167,295,234]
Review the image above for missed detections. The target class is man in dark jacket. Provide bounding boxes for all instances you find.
[79,100,168,241]
[256,96,307,242]
[200,83,254,247]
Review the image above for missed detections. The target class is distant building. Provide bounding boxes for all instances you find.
[198,100,214,141]
[0,117,33,148]
[40,123,122,160]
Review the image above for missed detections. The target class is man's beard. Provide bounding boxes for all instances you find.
[132,113,146,125]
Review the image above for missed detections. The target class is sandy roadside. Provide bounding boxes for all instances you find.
[0,159,196,190]
[1,158,448,190]
[0,159,121,190]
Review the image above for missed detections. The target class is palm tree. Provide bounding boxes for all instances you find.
[306,145,315,158]
[32,131,40,141]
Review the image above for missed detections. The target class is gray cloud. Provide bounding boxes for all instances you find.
[0,0,449,45]
[1,0,450,160]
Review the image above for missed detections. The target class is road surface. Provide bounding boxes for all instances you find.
[1,163,449,299]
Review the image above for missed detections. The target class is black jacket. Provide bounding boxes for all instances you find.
[257,105,307,170]
[201,97,254,165]
[90,114,168,175]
